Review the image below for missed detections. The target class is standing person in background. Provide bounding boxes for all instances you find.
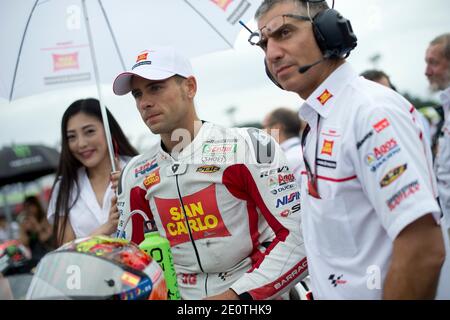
[252,0,444,299]
[263,107,304,185]
[425,32,450,299]
[18,196,53,264]
[47,98,138,247]
[361,69,432,146]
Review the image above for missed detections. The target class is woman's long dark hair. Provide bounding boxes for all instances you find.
[50,98,138,246]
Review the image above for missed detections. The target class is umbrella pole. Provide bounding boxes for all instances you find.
[81,0,116,173]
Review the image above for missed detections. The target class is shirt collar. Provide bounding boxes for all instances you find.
[299,62,358,123]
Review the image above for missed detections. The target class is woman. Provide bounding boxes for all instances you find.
[48,98,138,246]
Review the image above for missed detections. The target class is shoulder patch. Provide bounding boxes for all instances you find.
[247,128,275,164]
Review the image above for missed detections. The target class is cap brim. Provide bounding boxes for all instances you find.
[112,69,176,96]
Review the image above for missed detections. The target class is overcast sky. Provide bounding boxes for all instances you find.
[0,0,448,151]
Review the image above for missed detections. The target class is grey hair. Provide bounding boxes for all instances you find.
[255,0,329,21]
[430,33,450,61]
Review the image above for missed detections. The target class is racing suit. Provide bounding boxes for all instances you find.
[116,122,308,299]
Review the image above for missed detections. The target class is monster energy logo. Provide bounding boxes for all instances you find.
[13,145,31,158]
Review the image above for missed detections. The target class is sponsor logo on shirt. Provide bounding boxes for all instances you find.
[180,273,197,285]
[380,164,407,188]
[321,128,341,137]
[386,180,420,211]
[276,191,300,208]
[373,118,390,133]
[196,165,220,173]
[356,130,374,150]
[270,183,296,195]
[365,138,401,172]
[134,159,158,178]
[316,158,337,169]
[154,184,231,246]
[143,168,160,190]
[317,89,333,105]
[320,140,334,156]
[328,274,347,287]
[260,166,289,178]
[202,143,237,154]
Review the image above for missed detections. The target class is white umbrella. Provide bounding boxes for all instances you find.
[0,0,259,170]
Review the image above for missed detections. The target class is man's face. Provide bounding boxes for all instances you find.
[130,75,192,135]
[425,43,450,92]
[257,1,324,97]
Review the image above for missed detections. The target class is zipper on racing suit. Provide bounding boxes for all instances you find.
[175,174,208,296]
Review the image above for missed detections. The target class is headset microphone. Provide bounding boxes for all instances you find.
[298,57,326,74]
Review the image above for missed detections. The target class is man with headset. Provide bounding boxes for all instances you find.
[250,0,445,299]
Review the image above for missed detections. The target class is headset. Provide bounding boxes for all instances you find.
[265,1,357,89]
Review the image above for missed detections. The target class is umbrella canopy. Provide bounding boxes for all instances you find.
[0,0,259,101]
[0,144,60,188]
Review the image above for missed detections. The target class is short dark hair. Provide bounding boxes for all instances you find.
[255,0,329,20]
[267,108,301,137]
[360,69,397,91]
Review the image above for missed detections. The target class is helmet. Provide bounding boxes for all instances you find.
[0,240,33,276]
[26,236,167,300]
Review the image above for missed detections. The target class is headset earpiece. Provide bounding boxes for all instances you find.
[311,9,357,59]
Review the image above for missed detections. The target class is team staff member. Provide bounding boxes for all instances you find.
[112,46,308,300]
[252,0,445,299]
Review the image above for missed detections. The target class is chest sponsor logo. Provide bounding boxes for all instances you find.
[365,138,401,172]
[260,166,289,178]
[380,164,407,188]
[154,184,231,246]
[201,155,228,164]
[373,118,390,133]
[134,159,158,178]
[270,183,296,195]
[316,158,337,169]
[386,180,420,211]
[276,191,300,208]
[202,143,237,154]
[143,168,160,190]
[356,130,374,150]
[196,165,220,173]
[320,140,334,156]
[317,89,333,106]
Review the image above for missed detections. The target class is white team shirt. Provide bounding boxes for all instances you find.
[298,62,441,299]
[47,157,128,238]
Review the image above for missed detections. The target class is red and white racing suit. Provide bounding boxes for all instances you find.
[116,122,308,299]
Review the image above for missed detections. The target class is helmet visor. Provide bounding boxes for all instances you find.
[26,251,151,300]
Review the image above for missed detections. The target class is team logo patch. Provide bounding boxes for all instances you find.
[380,164,407,188]
[154,184,231,246]
[134,159,158,178]
[143,168,160,190]
[196,165,220,173]
[136,52,148,62]
[317,89,333,105]
[320,140,334,156]
[386,180,420,211]
[365,138,401,172]
[373,118,390,133]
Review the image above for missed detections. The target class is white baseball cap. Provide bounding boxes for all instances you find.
[113,46,194,96]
